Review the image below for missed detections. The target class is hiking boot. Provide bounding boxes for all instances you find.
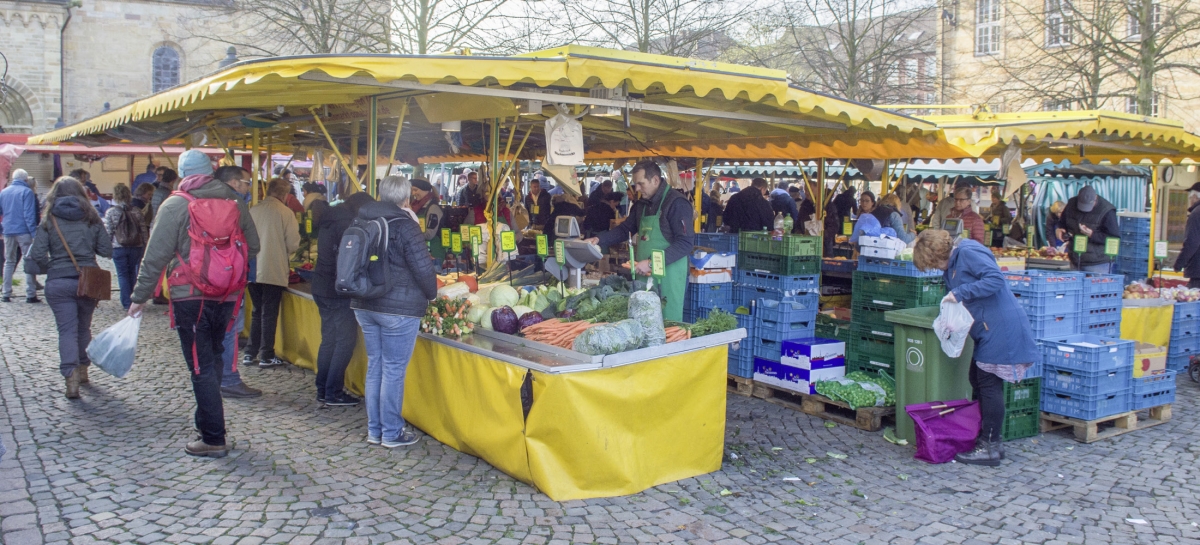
[381,430,420,448]
[25,297,39,304]
[955,440,1001,467]
[185,440,229,458]
[77,366,89,384]
[258,357,287,368]
[221,382,262,398]
[65,369,80,399]
[325,393,361,407]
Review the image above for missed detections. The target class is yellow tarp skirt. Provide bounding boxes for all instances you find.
[270,288,728,500]
[1121,305,1174,348]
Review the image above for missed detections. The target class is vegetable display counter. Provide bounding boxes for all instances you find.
[269,284,747,500]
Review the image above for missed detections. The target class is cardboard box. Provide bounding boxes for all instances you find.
[1134,342,1167,378]
[753,356,846,395]
[860,245,900,259]
[782,337,846,365]
[688,267,734,284]
[859,235,907,251]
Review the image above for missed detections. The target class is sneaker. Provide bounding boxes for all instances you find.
[258,357,287,368]
[381,430,419,448]
[317,394,326,403]
[1,296,9,303]
[366,435,381,445]
[25,297,39,304]
[325,393,361,407]
[221,382,263,398]
[185,440,229,459]
[954,440,1001,467]
[241,354,256,367]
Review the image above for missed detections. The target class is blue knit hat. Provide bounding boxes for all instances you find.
[178,150,214,177]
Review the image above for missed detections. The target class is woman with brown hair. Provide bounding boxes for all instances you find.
[103,183,148,309]
[912,229,1038,466]
[25,177,113,398]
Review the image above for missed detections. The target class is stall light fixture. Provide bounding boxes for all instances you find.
[441,120,461,132]
[589,85,625,117]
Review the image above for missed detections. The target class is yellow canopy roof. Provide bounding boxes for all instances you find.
[29,45,957,161]
[922,110,1200,164]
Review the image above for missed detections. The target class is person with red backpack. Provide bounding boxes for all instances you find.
[128,150,260,459]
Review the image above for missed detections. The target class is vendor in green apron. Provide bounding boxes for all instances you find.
[586,160,695,321]
[410,178,446,266]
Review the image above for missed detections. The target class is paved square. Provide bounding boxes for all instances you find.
[0,295,1197,544]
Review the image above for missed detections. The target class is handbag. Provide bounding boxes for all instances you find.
[51,216,112,301]
[905,399,981,464]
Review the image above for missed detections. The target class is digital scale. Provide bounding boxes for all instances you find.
[941,218,963,237]
[544,217,603,289]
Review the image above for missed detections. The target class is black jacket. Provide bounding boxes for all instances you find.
[582,201,616,236]
[544,201,586,244]
[1058,195,1120,267]
[350,201,438,317]
[26,196,113,280]
[313,203,357,299]
[1176,203,1200,278]
[797,198,816,232]
[722,187,774,233]
[524,190,551,226]
[596,183,694,266]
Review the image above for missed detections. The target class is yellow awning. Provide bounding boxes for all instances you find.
[922,110,1200,164]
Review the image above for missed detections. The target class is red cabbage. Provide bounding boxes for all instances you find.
[518,312,545,331]
[491,307,519,335]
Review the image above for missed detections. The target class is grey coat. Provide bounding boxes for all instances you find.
[26,197,114,280]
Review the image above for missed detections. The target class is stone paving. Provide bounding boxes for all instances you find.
[0,289,1198,545]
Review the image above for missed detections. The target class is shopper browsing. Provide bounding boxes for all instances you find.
[313,192,375,406]
[0,168,40,303]
[245,178,301,369]
[720,177,774,233]
[913,229,1038,466]
[213,167,263,399]
[1054,185,1120,273]
[102,184,148,309]
[946,187,987,246]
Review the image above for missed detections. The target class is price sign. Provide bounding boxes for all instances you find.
[1002,223,1010,235]
[1073,234,1089,254]
[1026,230,1034,248]
[842,219,852,236]
[441,228,451,247]
[555,240,566,264]
[536,234,549,257]
[500,231,516,252]
[1104,237,1119,256]
[471,234,481,247]
[1155,240,1169,259]
[451,233,463,253]
[460,224,470,244]
[651,249,666,278]
[305,216,313,234]
[470,226,482,244]
[962,229,969,239]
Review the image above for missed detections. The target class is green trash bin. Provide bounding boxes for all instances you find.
[884,306,975,444]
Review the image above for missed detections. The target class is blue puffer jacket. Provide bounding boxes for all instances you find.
[0,180,38,236]
[944,239,1039,366]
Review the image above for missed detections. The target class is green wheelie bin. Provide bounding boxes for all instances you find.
[884,306,975,444]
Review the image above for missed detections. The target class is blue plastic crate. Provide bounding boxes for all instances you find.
[1085,322,1121,338]
[695,233,738,253]
[1119,239,1150,258]
[1012,290,1084,317]
[1005,269,1084,295]
[1042,364,1131,396]
[754,293,819,324]
[857,256,942,278]
[686,282,733,309]
[1176,301,1200,321]
[1116,256,1149,277]
[1039,334,1135,373]
[1029,313,1083,339]
[1084,292,1123,310]
[1167,335,1200,357]
[822,258,857,274]
[1084,306,1122,326]
[1041,387,1131,420]
[1167,354,1192,372]
[735,284,784,308]
[1171,316,1200,338]
[753,336,784,361]
[756,318,816,343]
[1130,371,1176,410]
[1083,273,1125,296]
[728,341,755,378]
[735,269,820,294]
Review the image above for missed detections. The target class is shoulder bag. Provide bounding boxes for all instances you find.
[51,216,112,300]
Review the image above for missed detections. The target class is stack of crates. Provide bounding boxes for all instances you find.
[1039,335,1134,420]
[750,294,819,377]
[1131,370,1177,410]
[816,313,852,345]
[1001,377,1042,441]
[1167,301,1200,371]
[686,233,739,323]
[1082,273,1124,337]
[849,256,945,377]
[722,305,757,378]
[1005,270,1084,342]
[1114,214,1151,280]
[736,232,822,278]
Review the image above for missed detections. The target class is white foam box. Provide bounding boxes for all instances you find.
[688,267,733,284]
[859,235,907,251]
[689,251,737,270]
[860,245,900,259]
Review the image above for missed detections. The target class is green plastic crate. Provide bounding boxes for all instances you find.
[851,300,893,330]
[1004,378,1041,412]
[848,324,895,364]
[848,352,894,373]
[1001,408,1039,441]
[739,231,822,257]
[853,271,946,309]
[737,252,821,275]
[815,315,852,344]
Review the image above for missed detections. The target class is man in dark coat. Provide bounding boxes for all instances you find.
[721,178,774,233]
[1055,185,1120,273]
[1175,183,1200,288]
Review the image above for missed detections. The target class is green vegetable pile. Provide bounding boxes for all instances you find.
[557,277,633,317]
[575,294,629,323]
[688,308,739,337]
[815,371,896,409]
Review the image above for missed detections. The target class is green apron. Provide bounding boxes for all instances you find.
[636,194,686,322]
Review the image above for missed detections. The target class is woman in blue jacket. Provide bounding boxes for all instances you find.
[913,229,1039,466]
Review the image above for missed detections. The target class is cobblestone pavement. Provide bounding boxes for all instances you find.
[0,290,1198,545]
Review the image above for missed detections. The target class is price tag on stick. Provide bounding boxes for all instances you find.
[460,225,470,245]
[842,220,852,236]
[651,250,666,278]
[1073,234,1089,254]
[470,226,482,245]
[1104,237,1119,256]
[555,240,566,264]
[536,234,549,257]
[451,233,463,253]
[500,231,516,253]
[441,228,451,247]
[1155,241,1169,259]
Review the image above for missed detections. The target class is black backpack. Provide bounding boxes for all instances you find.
[114,205,146,246]
[335,216,397,299]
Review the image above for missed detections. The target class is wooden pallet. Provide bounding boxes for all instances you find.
[750,382,895,432]
[727,374,754,397]
[1040,405,1172,443]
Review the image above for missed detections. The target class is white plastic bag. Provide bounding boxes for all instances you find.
[932,300,973,358]
[86,316,141,378]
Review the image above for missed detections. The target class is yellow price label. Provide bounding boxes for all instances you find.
[460,224,470,242]
[420,216,427,233]
[555,240,566,264]
[1074,234,1089,254]
[500,231,516,252]
[471,235,481,247]
[651,250,666,277]
[451,233,463,253]
[305,217,312,233]
[470,226,482,243]
[536,234,549,257]
[842,220,852,236]
[1104,237,1119,256]
[441,228,451,247]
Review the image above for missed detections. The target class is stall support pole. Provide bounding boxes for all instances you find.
[818,159,826,223]
[693,158,704,232]
[264,133,272,183]
[251,128,261,205]
[1149,165,1158,276]
[310,109,360,193]
[488,119,501,267]
[368,96,379,197]
[350,120,361,193]
[384,100,409,181]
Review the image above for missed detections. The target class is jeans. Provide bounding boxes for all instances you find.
[1080,262,1112,274]
[246,283,285,360]
[355,310,420,441]
[221,304,247,388]
[45,278,98,378]
[969,361,1005,443]
[173,299,233,446]
[315,295,357,400]
[3,234,35,299]
[112,246,144,309]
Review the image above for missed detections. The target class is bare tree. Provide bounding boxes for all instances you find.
[552,0,751,58]
[187,0,390,57]
[389,0,511,54]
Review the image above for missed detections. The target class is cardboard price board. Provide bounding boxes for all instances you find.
[536,234,549,257]
[500,231,516,252]
[470,226,482,245]
[460,225,470,245]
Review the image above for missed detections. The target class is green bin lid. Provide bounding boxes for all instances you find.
[883,306,941,327]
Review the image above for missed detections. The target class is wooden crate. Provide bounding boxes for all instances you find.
[750,382,894,432]
[726,374,754,397]
[1040,404,1172,443]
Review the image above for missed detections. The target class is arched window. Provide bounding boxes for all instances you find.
[151,46,181,93]
[0,85,33,133]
